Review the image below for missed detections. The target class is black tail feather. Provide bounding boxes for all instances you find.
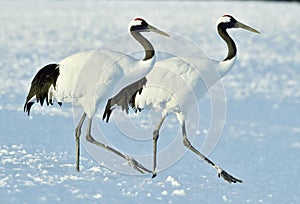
[24,102,35,116]
[24,63,60,115]
[102,77,147,122]
[102,98,114,123]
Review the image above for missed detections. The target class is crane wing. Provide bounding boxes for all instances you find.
[102,77,147,122]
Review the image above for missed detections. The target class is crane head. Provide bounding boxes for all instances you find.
[129,18,170,37]
[217,15,260,34]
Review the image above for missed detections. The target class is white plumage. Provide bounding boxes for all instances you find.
[54,50,154,117]
[24,18,169,173]
[104,15,259,183]
[134,56,235,116]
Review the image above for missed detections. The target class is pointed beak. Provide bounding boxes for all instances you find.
[236,21,260,34]
[147,24,170,37]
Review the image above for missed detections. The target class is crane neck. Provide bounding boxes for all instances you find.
[217,25,237,61]
[216,24,237,78]
[130,31,155,61]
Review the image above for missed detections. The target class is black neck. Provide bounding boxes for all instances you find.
[131,31,155,61]
[217,25,236,61]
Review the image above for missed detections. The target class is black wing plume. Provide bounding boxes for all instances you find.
[24,63,60,115]
[102,77,147,122]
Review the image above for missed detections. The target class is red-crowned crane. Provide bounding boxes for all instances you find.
[103,15,260,183]
[24,18,170,173]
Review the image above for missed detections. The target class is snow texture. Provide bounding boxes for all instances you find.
[0,1,299,204]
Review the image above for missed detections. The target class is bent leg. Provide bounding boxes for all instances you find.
[181,119,242,184]
[85,118,151,174]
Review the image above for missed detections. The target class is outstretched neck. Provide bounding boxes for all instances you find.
[131,31,155,61]
[218,25,236,61]
[217,25,237,77]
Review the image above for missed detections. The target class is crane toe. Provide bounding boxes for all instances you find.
[218,169,243,184]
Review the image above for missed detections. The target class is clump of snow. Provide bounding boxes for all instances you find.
[88,166,102,173]
[171,189,186,196]
[291,142,300,149]
[0,177,9,187]
[161,190,168,195]
[93,193,102,199]
[166,176,181,187]
[222,195,228,202]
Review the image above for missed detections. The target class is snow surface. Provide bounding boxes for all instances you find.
[1,1,300,204]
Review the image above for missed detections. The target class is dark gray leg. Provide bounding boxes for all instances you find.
[152,115,166,178]
[85,118,151,174]
[75,113,87,172]
[181,121,242,184]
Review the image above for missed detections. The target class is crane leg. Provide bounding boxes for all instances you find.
[181,121,242,184]
[75,113,87,172]
[85,118,151,174]
[152,115,166,178]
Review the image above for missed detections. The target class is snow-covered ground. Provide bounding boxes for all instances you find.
[1,1,299,203]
